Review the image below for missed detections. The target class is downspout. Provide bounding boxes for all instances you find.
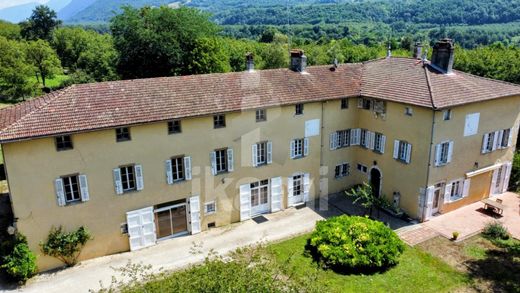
[422,65,436,222]
[0,143,16,229]
[319,101,325,200]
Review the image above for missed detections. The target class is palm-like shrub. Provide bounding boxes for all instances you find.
[307,215,405,272]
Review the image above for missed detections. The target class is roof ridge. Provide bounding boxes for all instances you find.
[0,86,75,136]
[423,63,436,109]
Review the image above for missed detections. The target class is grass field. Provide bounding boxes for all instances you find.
[28,74,70,89]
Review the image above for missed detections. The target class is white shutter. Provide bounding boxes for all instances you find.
[303,173,310,202]
[447,141,454,164]
[393,140,400,159]
[329,133,335,150]
[492,131,499,151]
[490,169,499,195]
[502,162,512,193]
[113,168,123,195]
[304,138,309,156]
[189,195,201,234]
[252,144,258,166]
[482,133,489,154]
[165,160,173,184]
[267,141,273,164]
[462,179,471,197]
[287,177,294,204]
[354,129,361,145]
[135,165,144,191]
[444,182,453,203]
[357,98,363,108]
[369,131,375,150]
[227,148,234,172]
[126,207,156,251]
[239,184,251,221]
[184,156,192,180]
[507,128,513,147]
[405,144,412,164]
[210,151,217,175]
[270,177,282,212]
[79,175,89,202]
[497,130,504,149]
[434,144,441,167]
[380,135,386,153]
[290,140,296,159]
[424,186,435,220]
[55,178,66,206]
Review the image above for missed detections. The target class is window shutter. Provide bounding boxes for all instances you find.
[267,141,273,164]
[252,144,258,166]
[354,129,361,145]
[303,173,310,202]
[239,184,251,221]
[304,138,309,156]
[287,177,294,198]
[210,151,217,175]
[393,140,399,159]
[369,132,375,150]
[290,140,296,159]
[113,168,123,195]
[497,130,504,149]
[334,132,339,148]
[490,168,499,195]
[135,165,144,191]
[380,135,386,153]
[424,186,435,220]
[447,141,454,163]
[184,156,192,180]
[502,162,512,193]
[165,160,173,184]
[444,182,452,204]
[55,178,66,206]
[434,144,441,167]
[270,177,283,212]
[492,131,499,151]
[462,179,471,197]
[481,133,489,154]
[227,148,234,172]
[329,133,335,150]
[79,175,89,202]
[188,195,201,234]
[357,98,363,108]
[507,128,513,147]
[405,143,412,164]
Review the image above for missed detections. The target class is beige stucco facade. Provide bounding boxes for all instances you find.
[2,95,519,271]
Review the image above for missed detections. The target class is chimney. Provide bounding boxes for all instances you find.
[245,52,254,72]
[431,38,455,74]
[290,49,307,73]
[413,42,423,59]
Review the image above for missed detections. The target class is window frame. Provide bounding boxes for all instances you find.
[340,98,349,109]
[116,127,131,142]
[55,135,73,151]
[443,109,452,121]
[62,174,81,204]
[438,141,450,165]
[204,201,217,215]
[255,109,266,122]
[356,163,368,173]
[168,120,182,134]
[374,132,384,153]
[485,131,495,153]
[215,148,228,174]
[362,98,372,110]
[405,107,413,116]
[295,103,304,115]
[250,179,269,206]
[293,138,304,158]
[360,129,368,148]
[256,141,268,165]
[120,165,136,192]
[292,174,303,196]
[171,156,185,182]
[213,114,226,129]
[450,179,463,199]
[335,163,350,178]
[500,129,510,148]
[397,141,411,163]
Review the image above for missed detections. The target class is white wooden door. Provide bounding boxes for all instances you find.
[424,186,434,221]
[126,207,156,251]
[239,184,251,221]
[188,195,201,235]
[270,177,282,212]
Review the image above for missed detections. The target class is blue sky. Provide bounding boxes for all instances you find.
[0,0,48,9]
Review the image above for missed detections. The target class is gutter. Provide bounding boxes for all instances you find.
[422,64,437,222]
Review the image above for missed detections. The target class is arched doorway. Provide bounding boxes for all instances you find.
[370,168,382,198]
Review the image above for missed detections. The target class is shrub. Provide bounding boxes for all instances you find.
[307,215,405,272]
[1,234,37,283]
[510,152,520,191]
[40,226,92,266]
[452,231,459,240]
[482,222,510,240]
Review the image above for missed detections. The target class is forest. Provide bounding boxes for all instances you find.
[1,4,520,103]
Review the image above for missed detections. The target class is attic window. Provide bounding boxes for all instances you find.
[55,135,73,151]
[214,114,226,128]
[341,98,349,109]
[168,120,182,134]
[443,109,452,121]
[405,107,413,116]
[116,127,131,142]
[295,103,304,115]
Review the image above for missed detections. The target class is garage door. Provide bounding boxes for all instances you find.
[126,206,157,251]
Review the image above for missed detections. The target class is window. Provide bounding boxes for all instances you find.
[256,109,266,122]
[483,128,512,153]
[394,140,412,163]
[358,98,372,110]
[435,141,453,166]
[292,175,303,196]
[213,114,226,128]
[449,180,462,198]
[484,131,495,153]
[356,163,368,173]
[291,138,308,159]
[499,128,511,149]
[373,133,386,153]
[405,107,413,116]
[251,180,269,206]
[168,120,182,134]
[215,149,228,173]
[338,129,350,148]
[341,98,349,109]
[62,175,81,203]
[295,103,304,115]
[55,135,73,151]
[360,129,368,148]
[171,156,185,181]
[116,127,131,142]
[335,163,350,178]
[204,201,216,214]
[120,165,136,192]
[373,100,386,114]
[443,109,452,121]
[256,142,267,165]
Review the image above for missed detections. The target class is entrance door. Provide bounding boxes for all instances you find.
[126,207,157,251]
[432,184,442,214]
[251,179,270,216]
[154,203,188,240]
[370,168,381,198]
[288,173,310,206]
[490,163,511,196]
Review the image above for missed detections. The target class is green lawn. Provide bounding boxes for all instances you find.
[28,74,70,89]
[269,234,469,293]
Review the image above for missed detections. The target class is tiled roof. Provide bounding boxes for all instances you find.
[1,57,519,142]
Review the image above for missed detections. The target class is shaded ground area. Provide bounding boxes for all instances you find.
[418,235,520,293]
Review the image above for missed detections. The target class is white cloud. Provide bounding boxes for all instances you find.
[0,0,48,10]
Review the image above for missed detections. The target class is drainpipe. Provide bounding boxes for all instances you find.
[319,101,325,202]
[422,109,436,222]
[0,144,16,229]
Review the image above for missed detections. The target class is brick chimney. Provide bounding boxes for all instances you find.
[413,42,423,59]
[290,49,307,73]
[245,52,254,72]
[431,38,455,74]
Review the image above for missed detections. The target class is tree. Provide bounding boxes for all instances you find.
[40,226,92,266]
[345,182,387,217]
[20,5,61,41]
[25,40,62,87]
[186,37,231,75]
[0,20,21,40]
[110,6,219,79]
[0,36,37,100]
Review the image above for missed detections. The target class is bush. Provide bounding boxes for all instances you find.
[307,215,405,272]
[40,226,91,266]
[482,222,510,240]
[510,152,520,191]
[1,234,37,283]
